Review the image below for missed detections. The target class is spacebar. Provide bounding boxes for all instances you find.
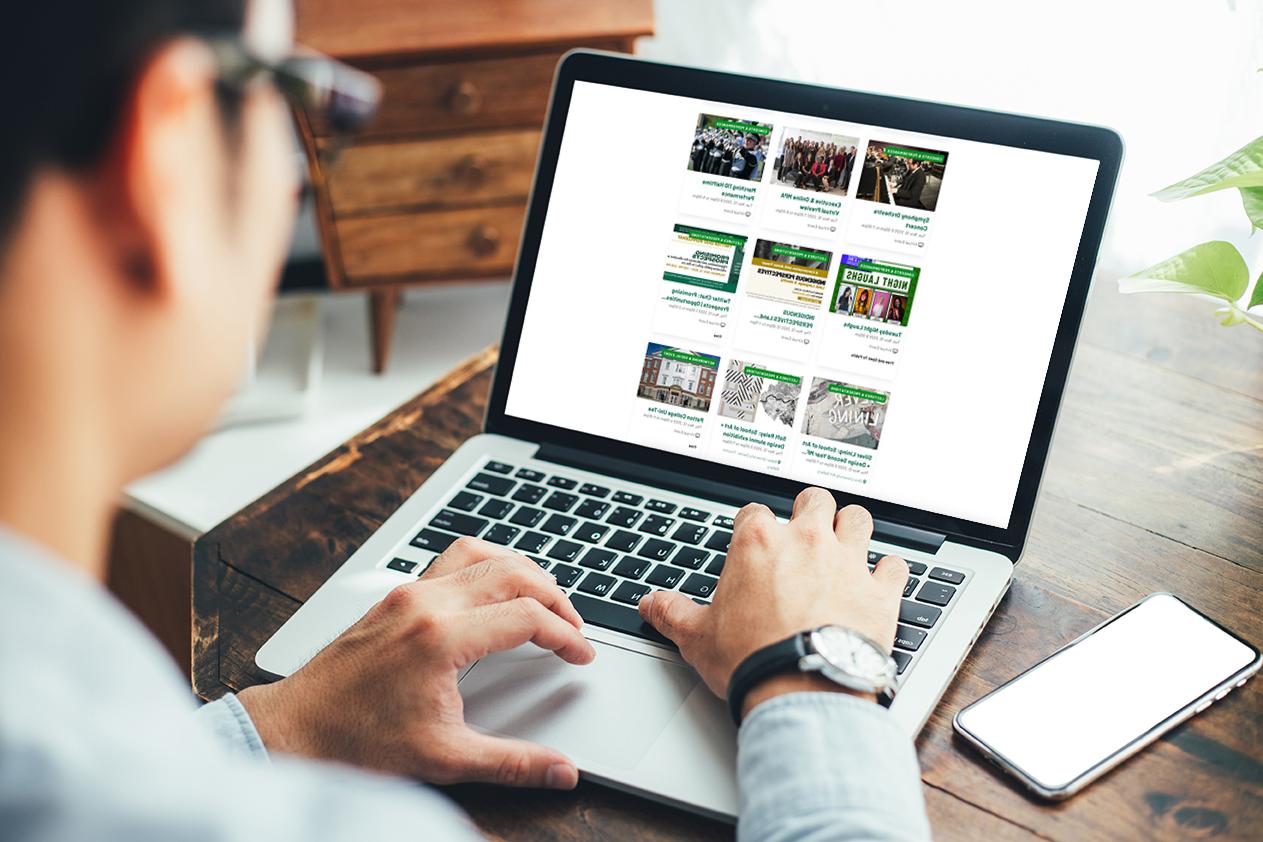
[569,594,675,647]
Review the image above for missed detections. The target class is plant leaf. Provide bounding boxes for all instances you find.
[1119,241,1248,301]
[1251,267,1263,310]
[1153,136,1263,200]
[1241,186,1263,232]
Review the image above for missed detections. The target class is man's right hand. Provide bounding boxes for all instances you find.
[637,488,907,717]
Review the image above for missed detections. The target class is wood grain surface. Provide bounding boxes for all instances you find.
[193,283,1262,840]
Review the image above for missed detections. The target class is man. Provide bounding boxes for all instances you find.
[0,2,931,841]
[729,132,760,180]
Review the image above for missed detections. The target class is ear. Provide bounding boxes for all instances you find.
[98,38,220,298]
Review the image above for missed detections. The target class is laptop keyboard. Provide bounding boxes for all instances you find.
[383,459,969,681]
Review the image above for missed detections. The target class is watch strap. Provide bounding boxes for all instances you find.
[726,632,811,726]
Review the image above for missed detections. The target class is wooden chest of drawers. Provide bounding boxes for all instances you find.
[295,0,654,370]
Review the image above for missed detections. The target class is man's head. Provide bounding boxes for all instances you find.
[0,0,298,485]
[744,134,757,150]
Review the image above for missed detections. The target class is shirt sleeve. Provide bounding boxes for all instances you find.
[194,694,269,761]
[736,693,932,842]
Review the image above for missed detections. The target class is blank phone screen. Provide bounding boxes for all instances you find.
[956,594,1257,792]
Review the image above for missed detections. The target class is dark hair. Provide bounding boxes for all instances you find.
[2,1,248,246]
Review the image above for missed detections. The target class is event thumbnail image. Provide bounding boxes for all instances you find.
[663,224,747,293]
[855,141,949,212]
[745,238,833,306]
[800,377,890,450]
[771,127,860,195]
[637,343,720,412]
[717,359,803,430]
[829,255,921,327]
[687,114,773,181]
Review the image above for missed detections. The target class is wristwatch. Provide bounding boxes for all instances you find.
[727,625,898,725]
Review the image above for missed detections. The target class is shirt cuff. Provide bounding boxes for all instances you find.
[195,693,270,762]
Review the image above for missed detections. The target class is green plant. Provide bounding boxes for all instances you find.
[1121,137,1263,332]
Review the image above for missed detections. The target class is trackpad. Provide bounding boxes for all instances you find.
[460,641,697,771]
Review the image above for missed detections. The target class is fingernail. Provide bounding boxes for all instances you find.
[545,763,578,790]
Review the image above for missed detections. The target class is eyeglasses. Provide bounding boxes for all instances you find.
[207,37,381,135]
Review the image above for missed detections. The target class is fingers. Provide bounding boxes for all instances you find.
[422,536,515,579]
[457,597,595,666]
[433,555,582,629]
[833,504,874,562]
[731,501,776,535]
[453,729,579,790]
[790,486,837,534]
[638,590,705,647]
[872,553,910,596]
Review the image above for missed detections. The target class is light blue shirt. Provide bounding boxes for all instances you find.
[0,527,930,841]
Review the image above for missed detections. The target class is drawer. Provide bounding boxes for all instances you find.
[323,129,540,215]
[314,52,562,139]
[335,204,525,284]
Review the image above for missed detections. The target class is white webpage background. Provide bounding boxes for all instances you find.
[506,81,1099,528]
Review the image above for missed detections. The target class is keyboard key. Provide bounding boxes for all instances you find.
[514,531,550,554]
[579,548,617,570]
[646,564,685,588]
[575,499,611,520]
[541,514,576,536]
[448,491,483,512]
[466,473,515,496]
[577,572,616,596]
[907,560,927,576]
[509,506,545,528]
[713,516,735,529]
[929,567,965,585]
[477,499,513,520]
[547,476,578,489]
[411,528,458,553]
[705,554,725,576]
[605,530,641,553]
[672,546,708,569]
[611,581,651,606]
[550,563,582,588]
[679,507,711,522]
[613,556,650,579]
[569,593,670,645]
[867,550,881,564]
[639,514,674,536]
[902,579,916,597]
[386,558,417,573]
[528,556,550,570]
[606,506,642,528]
[483,524,520,545]
[681,573,718,598]
[671,523,708,545]
[546,540,583,562]
[894,625,927,652]
[899,600,942,629]
[892,650,912,675]
[612,491,644,505]
[916,581,956,606]
[543,491,579,512]
[579,483,610,498]
[638,538,675,561]
[705,531,732,552]
[485,460,514,474]
[573,521,608,544]
[430,509,488,537]
[515,468,545,482]
[645,499,677,514]
[512,484,547,504]
[692,598,711,606]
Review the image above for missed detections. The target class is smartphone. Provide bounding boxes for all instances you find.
[953,593,1260,800]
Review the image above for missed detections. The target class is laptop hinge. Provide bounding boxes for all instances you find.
[534,443,946,555]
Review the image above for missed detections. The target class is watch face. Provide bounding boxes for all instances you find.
[812,626,893,684]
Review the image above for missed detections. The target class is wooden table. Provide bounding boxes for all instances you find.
[192,282,1262,841]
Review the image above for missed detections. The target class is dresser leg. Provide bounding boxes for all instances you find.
[369,288,400,373]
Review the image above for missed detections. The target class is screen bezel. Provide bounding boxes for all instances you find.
[952,593,1261,798]
[484,50,1123,560]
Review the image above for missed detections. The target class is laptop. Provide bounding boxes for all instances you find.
[257,51,1121,820]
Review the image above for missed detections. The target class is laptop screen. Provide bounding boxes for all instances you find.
[504,79,1101,530]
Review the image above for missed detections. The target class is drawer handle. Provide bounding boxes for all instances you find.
[452,154,489,186]
[467,224,501,257]
[446,80,483,115]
